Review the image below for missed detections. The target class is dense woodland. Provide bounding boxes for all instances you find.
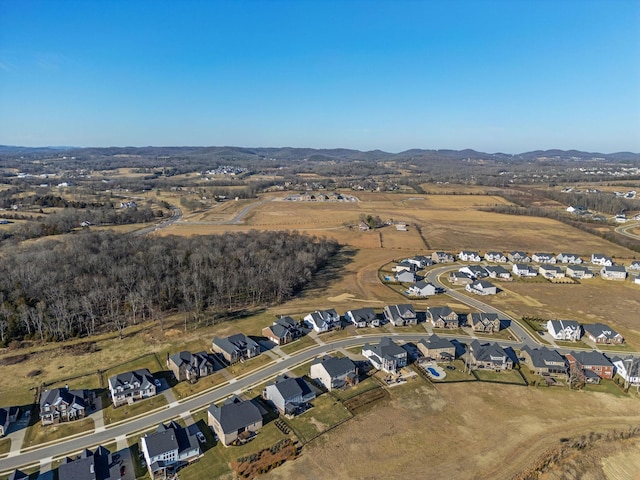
[0,231,339,345]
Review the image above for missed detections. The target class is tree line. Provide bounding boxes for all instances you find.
[0,230,339,345]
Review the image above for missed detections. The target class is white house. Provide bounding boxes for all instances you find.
[546,319,582,341]
[512,264,537,277]
[459,265,488,279]
[303,309,340,333]
[403,256,433,268]
[556,253,582,264]
[508,251,530,263]
[263,375,316,416]
[484,265,511,280]
[141,421,202,478]
[539,264,565,279]
[310,355,358,391]
[484,251,507,263]
[407,280,437,297]
[458,251,481,262]
[345,308,379,327]
[465,280,497,295]
[612,357,640,386]
[591,253,613,266]
[362,338,408,374]
[600,265,627,281]
[629,261,640,271]
[108,369,157,408]
[531,253,556,264]
[566,265,594,279]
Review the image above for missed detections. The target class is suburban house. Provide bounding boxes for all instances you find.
[212,334,260,364]
[208,396,263,447]
[40,388,91,425]
[345,308,379,327]
[459,265,488,279]
[458,250,481,262]
[468,312,501,333]
[484,265,511,280]
[582,323,624,344]
[303,309,340,333]
[141,421,202,479]
[556,253,582,264]
[465,280,497,295]
[393,261,418,273]
[383,304,417,326]
[108,369,157,408]
[263,375,316,416]
[508,251,530,263]
[427,306,459,329]
[395,269,417,283]
[519,346,567,376]
[565,351,614,380]
[539,264,565,279]
[417,334,456,361]
[532,253,556,264]
[262,316,303,345]
[591,253,613,266]
[403,256,433,268]
[546,320,582,341]
[0,406,19,437]
[362,337,408,374]
[407,280,437,297]
[484,251,507,263]
[612,356,640,386]
[512,264,537,277]
[566,265,594,279]
[432,251,455,263]
[449,271,472,285]
[467,340,514,371]
[600,265,627,281]
[58,445,121,480]
[167,351,216,383]
[630,260,640,271]
[310,355,359,391]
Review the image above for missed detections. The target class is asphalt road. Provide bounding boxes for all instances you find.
[2,263,635,474]
[131,206,182,236]
[614,221,640,241]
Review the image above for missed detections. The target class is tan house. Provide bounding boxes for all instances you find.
[208,396,263,447]
[167,351,216,383]
[427,306,459,329]
[417,334,456,361]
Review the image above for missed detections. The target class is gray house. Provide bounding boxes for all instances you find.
[58,445,121,480]
[556,253,582,264]
[508,251,530,263]
[468,340,514,370]
[566,265,593,279]
[141,421,202,479]
[208,396,263,447]
[484,251,507,263]
[212,334,260,364]
[263,375,316,416]
[310,355,358,391]
[262,316,303,345]
[108,369,156,408]
[520,346,566,375]
[395,270,416,283]
[362,337,408,374]
[0,406,19,437]
[383,304,417,326]
[167,351,216,383]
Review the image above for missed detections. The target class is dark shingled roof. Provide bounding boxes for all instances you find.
[208,397,262,435]
[316,356,357,377]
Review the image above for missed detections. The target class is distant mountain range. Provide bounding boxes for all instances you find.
[0,145,638,163]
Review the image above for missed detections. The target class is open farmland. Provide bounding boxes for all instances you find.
[265,381,640,480]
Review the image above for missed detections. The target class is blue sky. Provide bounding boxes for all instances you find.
[1,0,639,153]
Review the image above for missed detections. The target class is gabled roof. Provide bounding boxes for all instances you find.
[346,308,376,322]
[208,397,263,435]
[470,280,495,289]
[7,470,29,480]
[568,350,613,367]
[484,265,509,274]
[40,388,86,411]
[469,312,499,325]
[412,280,434,290]
[212,334,259,355]
[168,351,214,370]
[567,265,591,272]
[269,376,313,401]
[364,337,406,361]
[385,304,416,319]
[419,334,454,350]
[602,265,626,273]
[613,356,640,377]
[427,306,456,319]
[521,345,565,368]
[108,368,154,391]
[582,323,622,340]
[274,316,298,329]
[470,340,508,363]
[548,319,580,332]
[313,355,357,377]
[57,445,114,480]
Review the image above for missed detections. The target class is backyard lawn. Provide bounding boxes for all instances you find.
[283,393,353,444]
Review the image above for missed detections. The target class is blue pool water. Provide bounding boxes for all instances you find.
[427,367,441,378]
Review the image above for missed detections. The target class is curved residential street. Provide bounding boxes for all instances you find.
[615,221,640,241]
[1,262,638,474]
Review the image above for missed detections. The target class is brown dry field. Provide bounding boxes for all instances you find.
[483,279,640,347]
[266,379,640,480]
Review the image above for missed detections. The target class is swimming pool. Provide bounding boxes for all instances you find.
[427,367,442,378]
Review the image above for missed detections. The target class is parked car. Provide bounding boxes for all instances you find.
[196,431,206,444]
[154,379,162,388]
